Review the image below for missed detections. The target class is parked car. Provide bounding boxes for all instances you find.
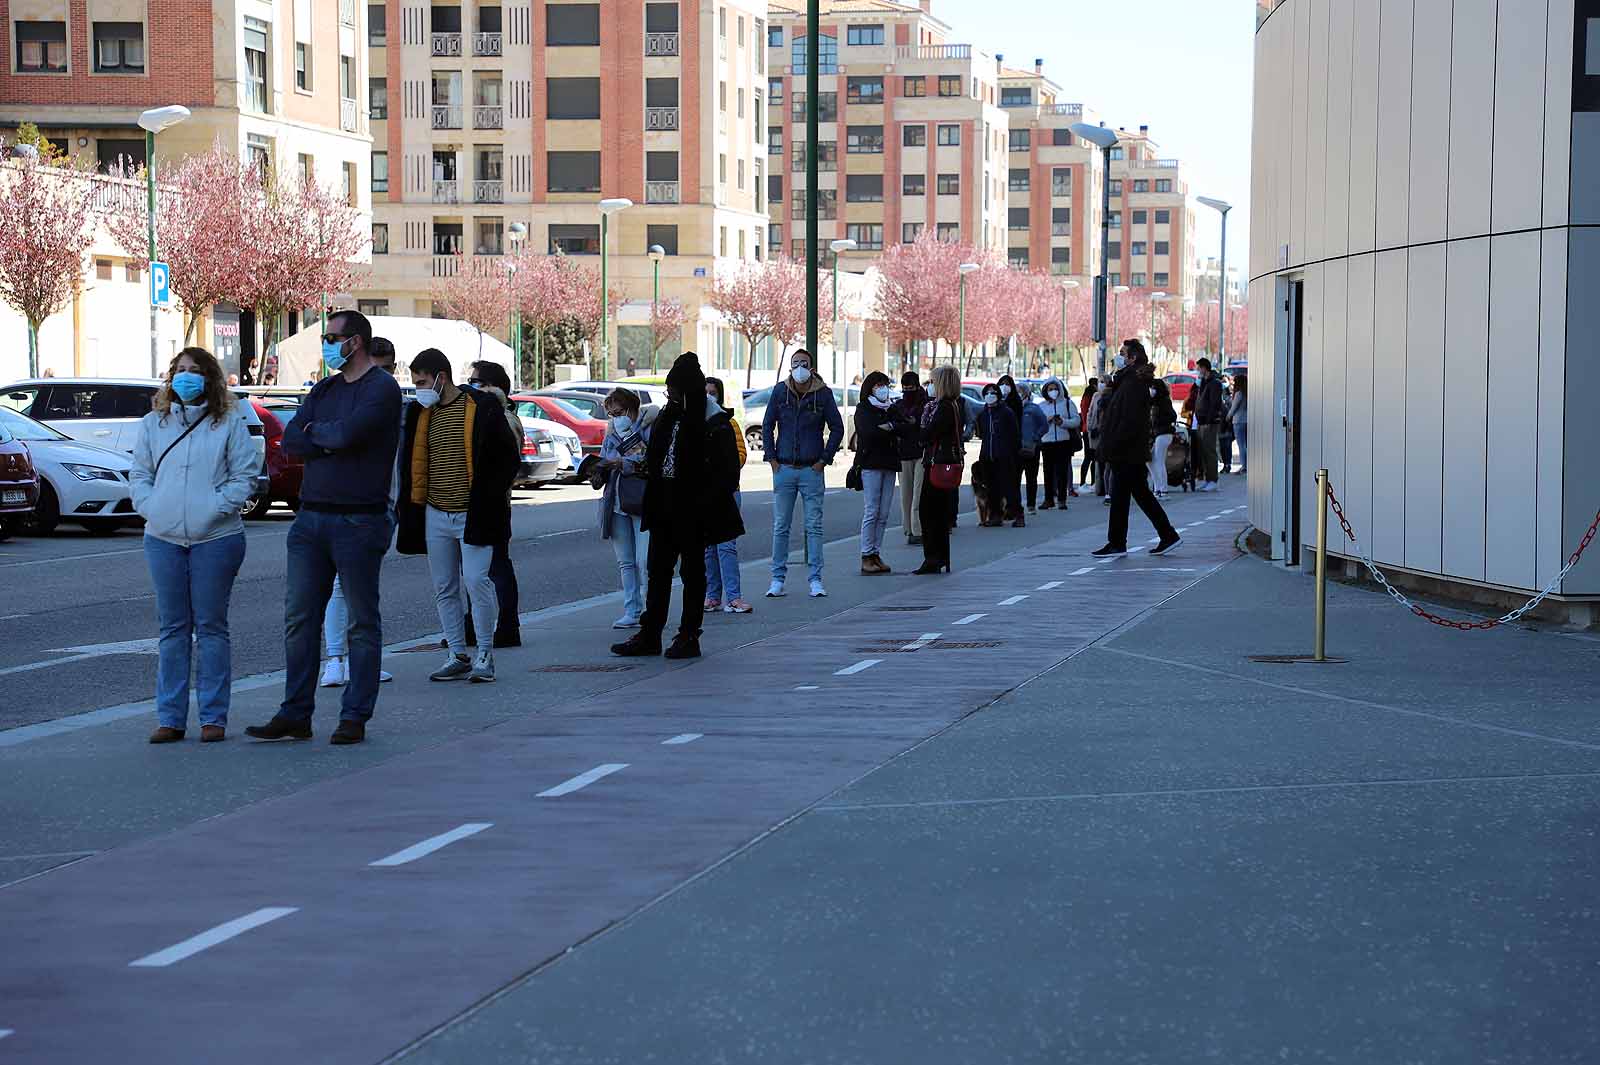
[740,384,861,453]
[1164,372,1201,404]
[525,392,607,455]
[516,424,563,488]
[0,417,40,540]
[245,400,303,519]
[0,407,134,535]
[509,398,584,483]
[551,380,670,408]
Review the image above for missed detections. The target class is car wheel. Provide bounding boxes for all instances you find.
[745,426,763,452]
[24,482,59,536]
[243,492,273,520]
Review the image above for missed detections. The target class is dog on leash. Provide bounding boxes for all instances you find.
[970,459,996,526]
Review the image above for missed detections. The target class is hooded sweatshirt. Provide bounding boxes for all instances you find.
[129,401,258,548]
[761,370,845,466]
[1036,377,1081,445]
[1017,385,1050,452]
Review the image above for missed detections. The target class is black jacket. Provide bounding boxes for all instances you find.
[975,402,1020,462]
[890,386,931,460]
[1151,378,1178,436]
[920,397,966,469]
[396,389,519,554]
[854,402,908,472]
[1100,369,1158,466]
[1193,374,1224,425]
[642,397,746,548]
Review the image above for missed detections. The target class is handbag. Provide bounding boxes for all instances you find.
[927,400,965,492]
[616,471,647,516]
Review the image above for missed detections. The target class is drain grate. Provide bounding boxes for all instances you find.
[853,639,1004,652]
[394,642,444,654]
[534,664,636,673]
[928,640,1004,649]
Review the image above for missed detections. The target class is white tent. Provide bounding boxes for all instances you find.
[270,315,514,385]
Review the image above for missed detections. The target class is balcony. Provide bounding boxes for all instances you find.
[645,32,679,56]
[1043,102,1083,116]
[340,0,356,25]
[474,179,504,203]
[645,106,679,131]
[474,32,502,56]
[432,105,462,129]
[432,32,462,57]
[433,255,460,278]
[895,44,971,59]
[340,97,358,132]
[433,180,460,204]
[646,180,679,204]
[473,105,503,129]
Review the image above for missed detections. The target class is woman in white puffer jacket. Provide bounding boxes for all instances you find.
[129,347,258,744]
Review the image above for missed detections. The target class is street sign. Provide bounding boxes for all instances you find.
[150,261,171,308]
[693,267,707,278]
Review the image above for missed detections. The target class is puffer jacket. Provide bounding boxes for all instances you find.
[1018,393,1049,453]
[1036,377,1081,445]
[129,402,257,547]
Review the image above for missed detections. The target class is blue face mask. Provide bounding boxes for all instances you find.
[323,337,350,371]
[171,371,205,403]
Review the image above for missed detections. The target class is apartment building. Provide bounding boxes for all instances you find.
[1104,124,1194,298]
[765,0,1008,276]
[1,0,374,376]
[363,0,770,375]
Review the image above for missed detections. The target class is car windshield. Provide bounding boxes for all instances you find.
[544,398,587,419]
[0,420,11,444]
[516,402,552,422]
[0,406,69,441]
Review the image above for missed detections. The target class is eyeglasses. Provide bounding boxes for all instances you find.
[467,379,486,387]
[320,333,351,345]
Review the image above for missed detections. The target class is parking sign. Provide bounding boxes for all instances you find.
[150,261,171,308]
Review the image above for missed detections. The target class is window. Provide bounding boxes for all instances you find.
[647,224,679,256]
[937,173,959,195]
[1109,210,1122,228]
[936,222,960,242]
[789,188,836,219]
[1051,127,1071,146]
[791,91,837,121]
[96,140,144,177]
[358,298,390,317]
[902,174,925,196]
[434,222,464,255]
[1000,86,1032,107]
[16,22,68,72]
[904,75,925,97]
[94,259,114,282]
[769,76,783,102]
[549,224,601,255]
[245,133,271,178]
[719,81,726,112]
[1008,168,1030,192]
[1008,129,1030,152]
[432,6,462,32]
[790,141,837,171]
[244,18,270,111]
[296,42,311,90]
[1154,241,1169,256]
[937,75,961,97]
[738,87,745,118]
[547,77,601,119]
[125,261,142,283]
[1107,241,1121,259]
[1109,272,1121,285]
[737,14,745,47]
[1008,248,1029,267]
[369,78,388,119]
[476,217,503,255]
[1109,147,1123,160]
[737,158,745,189]
[298,153,315,184]
[1131,209,1147,225]
[791,33,838,74]
[341,54,356,101]
[755,161,763,209]
[646,77,678,109]
[1155,179,1173,193]
[769,126,784,154]
[902,222,924,242]
[845,223,883,250]
[845,125,883,153]
[646,151,679,181]
[547,152,601,192]
[1051,207,1070,235]
[846,77,883,104]
[546,4,601,45]
[372,152,389,192]
[93,22,145,73]
[1132,179,1149,193]
[1154,272,1169,287]
[768,173,783,203]
[1052,168,1071,196]
[369,4,387,44]
[1050,247,1070,267]
[1131,241,1147,256]
[936,124,960,146]
[1131,272,1147,286]
[1154,208,1171,224]
[903,124,927,147]
[719,153,726,183]
[845,174,883,202]
[1109,179,1122,195]
[1008,207,1029,230]
[846,24,885,45]
[768,25,783,47]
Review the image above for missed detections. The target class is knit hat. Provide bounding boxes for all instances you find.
[666,351,705,398]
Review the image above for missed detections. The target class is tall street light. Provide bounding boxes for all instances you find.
[138,105,191,377]
[958,262,981,366]
[597,197,632,379]
[647,244,665,374]
[1111,284,1130,347]
[1070,122,1119,377]
[507,222,526,390]
[1198,196,1233,366]
[1058,278,1079,380]
[829,238,856,387]
[804,0,820,357]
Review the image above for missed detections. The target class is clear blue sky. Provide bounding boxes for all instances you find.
[934,0,1256,267]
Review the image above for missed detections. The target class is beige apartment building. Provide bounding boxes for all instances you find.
[362,0,771,376]
[1105,125,1195,298]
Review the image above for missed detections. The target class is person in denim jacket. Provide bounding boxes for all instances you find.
[760,348,843,599]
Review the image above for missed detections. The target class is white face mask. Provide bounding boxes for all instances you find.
[612,415,634,434]
[791,365,812,383]
[415,388,441,408]
[1113,355,1127,371]
[984,394,998,406]
[872,385,890,402]
[1044,388,1058,400]
[1000,384,1012,397]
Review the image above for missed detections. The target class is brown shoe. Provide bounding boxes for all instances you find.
[861,556,877,575]
[872,553,892,574]
[200,725,226,743]
[148,726,185,744]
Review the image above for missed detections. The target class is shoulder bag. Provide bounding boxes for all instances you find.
[927,400,965,492]
[153,412,209,478]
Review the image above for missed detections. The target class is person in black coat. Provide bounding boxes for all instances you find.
[1094,339,1180,556]
[853,371,909,574]
[915,365,966,574]
[890,371,931,546]
[975,382,1022,527]
[997,374,1027,521]
[612,352,742,660]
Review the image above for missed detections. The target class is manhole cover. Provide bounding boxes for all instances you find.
[394,642,444,654]
[534,664,636,673]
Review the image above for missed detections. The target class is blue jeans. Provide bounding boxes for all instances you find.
[859,468,896,556]
[704,493,742,602]
[771,466,825,584]
[1233,418,1248,469]
[145,533,246,729]
[609,509,648,620]
[282,510,390,723]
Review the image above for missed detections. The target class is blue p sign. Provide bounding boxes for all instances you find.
[150,261,171,308]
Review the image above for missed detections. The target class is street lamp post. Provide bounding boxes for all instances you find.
[958,262,981,367]
[597,197,632,379]
[1058,278,1079,380]
[1070,122,1119,378]
[829,238,856,388]
[137,105,191,377]
[507,222,526,391]
[647,244,665,375]
[1198,197,1233,367]
[1111,284,1130,347]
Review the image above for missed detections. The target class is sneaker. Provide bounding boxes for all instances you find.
[1151,535,1183,556]
[429,654,473,682]
[379,670,393,683]
[330,720,365,745]
[469,650,495,683]
[704,597,722,611]
[1040,501,1056,510]
[663,634,701,659]
[613,614,641,629]
[244,715,313,742]
[610,633,662,657]
[1199,481,1218,493]
[809,579,827,598]
[766,580,786,598]
[1091,544,1127,556]
[1235,466,1247,475]
[725,598,754,614]
[319,656,348,688]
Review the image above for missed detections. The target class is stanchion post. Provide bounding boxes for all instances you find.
[1314,468,1329,662]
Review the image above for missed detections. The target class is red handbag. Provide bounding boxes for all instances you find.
[927,400,965,491]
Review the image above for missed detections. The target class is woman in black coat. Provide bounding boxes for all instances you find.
[853,370,909,574]
[916,365,966,574]
[975,382,1022,527]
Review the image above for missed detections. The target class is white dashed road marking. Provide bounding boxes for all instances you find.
[0,1029,13,1040]
[835,659,881,676]
[1069,567,1095,576]
[1037,581,1063,590]
[369,823,493,867]
[538,764,630,797]
[794,684,820,690]
[953,613,987,625]
[998,595,1029,606]
[1127,547,1145,554]
[129,907,298,968]
[900,633,942,651]
[662,733,703,745]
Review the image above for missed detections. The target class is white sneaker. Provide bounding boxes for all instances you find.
[613,614,641,629]
[319,656,348,687]
[469,650,495,683]
[809,579,827,598]
[766,580,786,597]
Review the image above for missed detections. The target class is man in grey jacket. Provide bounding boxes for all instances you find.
[1191,357,1224,491]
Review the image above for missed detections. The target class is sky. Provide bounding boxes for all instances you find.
[934,0,1256,270]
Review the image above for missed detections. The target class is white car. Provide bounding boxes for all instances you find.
[516,405,584,483]
[550,380,670,408]
[0,407,134,535]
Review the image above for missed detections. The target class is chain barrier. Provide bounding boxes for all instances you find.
[1323,479,1600,630]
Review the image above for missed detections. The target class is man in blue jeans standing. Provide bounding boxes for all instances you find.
[246,309,401,746]
[762,348,844,598]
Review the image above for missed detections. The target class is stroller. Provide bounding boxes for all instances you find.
[1166,425,1196,491]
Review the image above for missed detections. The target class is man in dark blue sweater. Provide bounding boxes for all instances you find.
[247,309,402,746]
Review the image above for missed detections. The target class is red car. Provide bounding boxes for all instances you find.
[245,399,304,519]
[512,393,607,455]
[1164,372,1201,403]
[0,419,40,540]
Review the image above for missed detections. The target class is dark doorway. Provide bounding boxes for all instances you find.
[1286,278,1304,567]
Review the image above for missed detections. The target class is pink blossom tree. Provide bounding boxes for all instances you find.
[431,256,512,360]
[873,233,968,369]
[706,257,807,388]
[0,150,96,378]
[647,297,686,374]
[1224,302,1249,358]
[558,259,624,379]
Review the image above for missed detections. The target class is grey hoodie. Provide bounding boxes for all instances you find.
[129,402,257,547]
[1036,377,1081,445]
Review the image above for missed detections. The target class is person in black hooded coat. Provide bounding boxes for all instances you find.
[612,352,743,660]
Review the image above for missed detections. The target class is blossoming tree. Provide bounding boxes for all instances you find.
[0,150,96,378]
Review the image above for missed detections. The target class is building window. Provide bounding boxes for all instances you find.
[1008,129,1030,152]
[95,259,113,281]
[768,126,784,154]
[936,222,960,242]
[372,152,389,192]
[1131,272,1147,286]
[1051,207,1070,235]
[719,81,726,112]
[1132,179,1149,193]
[295,42,311,90]
[15,22,68,73]
[846,76,883,104]
[1109,179,1122,195]
[297,153,315,184]
[903,124,927,147]
[646,150,679,182]
[1008,248,1029,267]
[244,19,270,112]
[358,298,389,317]
[549,223,601,255]
[1131,241,1147,256]
[1155,179,1173,193]
[1154,272,1169,287]
[369,4,387,45]
[1107,241,1121,259]
[768,24,783,47]
[845,174,883,202]
[719,154,726,183]
[768,173,783,203]
[845,223,883,250]
[1000,87,1032,107]
[1109,147,1123,160]
[791,33,838,74]
[902,222,924,243]
[937,75,961,97]
[937,173,959,195]
[769,76,783,102]
[1155,208,1171,223]
[1051,127,1071,146]
[546,4,601,45]
[547,151,601,192]
[1109,210,1122,228]
[1008,168,1029,191]
[902,173,925,196]
[1052,168,1071,196]
[790,141,837,171]
[1109,272,1120,285]
[1050,246,1070,266]
[547,77,601,119]
[845,125,883,153]
[647,224,679,256]
[738,87,745,118]
[93,22,145,74]
[125,261,142,283]
[245,133,272,179]
[846,24,885,45]
[936,124,960,146]
[789,188,836,220]
[433,222,464,256]
[1154,241,1169,255]
[369,78,388,119]
[903,75,925,97]
[755,160,764,209]
[791,91,837,122]
[1008,207,1029,230]
[1131,209,1147,225]
[737,158,745,189]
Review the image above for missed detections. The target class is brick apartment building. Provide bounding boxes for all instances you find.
[1105,125,1195,297]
